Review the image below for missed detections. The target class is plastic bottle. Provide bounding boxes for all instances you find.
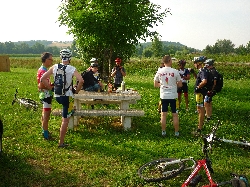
[121,81,125,91]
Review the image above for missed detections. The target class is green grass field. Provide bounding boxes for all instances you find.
[0,58,250,186]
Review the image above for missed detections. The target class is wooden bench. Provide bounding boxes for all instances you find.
[52,109,144,117]
[52,91,144,130]
[52,108,144,129]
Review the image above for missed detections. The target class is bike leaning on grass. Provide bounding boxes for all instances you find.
[137,120,249,186]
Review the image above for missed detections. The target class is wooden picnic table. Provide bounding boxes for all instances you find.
[52,90,144,130]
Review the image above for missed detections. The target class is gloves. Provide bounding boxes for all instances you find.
[188,68,194,74]
[207,91,213,96]
[195,86,201,93]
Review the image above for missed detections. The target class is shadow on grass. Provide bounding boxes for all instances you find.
[0,152,88,187]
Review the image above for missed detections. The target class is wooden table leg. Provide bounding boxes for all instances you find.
[120,101,131,130]
[73,98,80,130]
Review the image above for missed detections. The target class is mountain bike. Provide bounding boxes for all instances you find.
[138,121,249,186]
[206,120,250,149]
[12,89,39,110]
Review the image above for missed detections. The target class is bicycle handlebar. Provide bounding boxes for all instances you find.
[202,120,221,154]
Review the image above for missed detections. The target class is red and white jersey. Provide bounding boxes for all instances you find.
[37,66,51,88]
[154,67,181,99]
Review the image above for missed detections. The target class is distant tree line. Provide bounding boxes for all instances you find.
[204,39,250,55]
[135,37,250,59]
[0,41,68,55]
[1,38,250,59]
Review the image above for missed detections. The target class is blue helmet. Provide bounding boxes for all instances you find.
[194,56,207,63]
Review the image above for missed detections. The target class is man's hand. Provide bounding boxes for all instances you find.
[195,86,201,93]
[188,68,194,74]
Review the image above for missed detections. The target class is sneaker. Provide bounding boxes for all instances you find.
[162,131,166,137]
[58,143,69,148]
[175,132,180,137]
[42,131,53,140]
[206,117,211,122]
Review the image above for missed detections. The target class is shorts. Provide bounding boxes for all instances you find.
[196,93,205,107]
[55,96,74,118]
[161,99,177,113]
[204,92,216,103]
[177,83,188,94]
[41,96,52,111]
[39,91,53,111]
[85,84,101,92]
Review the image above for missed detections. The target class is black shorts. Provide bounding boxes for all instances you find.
[161,99,177,113]
[177,83,188,93]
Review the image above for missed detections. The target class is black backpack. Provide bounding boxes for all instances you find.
[207,69,223,93]
[54,64,70,95]
[214,71,223,92]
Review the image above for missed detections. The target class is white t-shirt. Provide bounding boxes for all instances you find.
[53,63,76,97]
[154,67,181,99]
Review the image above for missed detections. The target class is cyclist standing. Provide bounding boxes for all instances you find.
[193,56,208,133]
[154,55,182,137]
[37,52,54,140]
[177,60,190,110]
[41,49,84,148]
[203,59,218,122]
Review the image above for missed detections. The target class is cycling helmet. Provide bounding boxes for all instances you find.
[90,63,98,68]
[178,60,186,66]
[194,56,207,63]
[90,58,98,62]
[60,49,72,61]
[204,59,215,66]
[115,58,122,64]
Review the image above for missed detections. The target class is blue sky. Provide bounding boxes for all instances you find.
[0,0,250,50]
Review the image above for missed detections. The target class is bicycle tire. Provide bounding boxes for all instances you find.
[138,158,185,182]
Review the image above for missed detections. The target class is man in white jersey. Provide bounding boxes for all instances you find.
[154,55,182,137]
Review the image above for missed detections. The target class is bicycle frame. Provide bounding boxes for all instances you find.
[12,89,39,110]
[216,137,250,147]
[182,158,217,187]
[208,120,250,148]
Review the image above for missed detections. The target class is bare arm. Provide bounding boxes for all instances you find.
[73,70,84,94]
[154,81,160,88]
[183,74,190,81]
[120,68,126,76]
[197,79,207,89]
[40,66,54,90]
[177,80,183,88]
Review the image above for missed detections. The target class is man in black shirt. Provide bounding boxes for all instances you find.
[81,63,103,91]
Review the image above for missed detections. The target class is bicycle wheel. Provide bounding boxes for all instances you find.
[138,158,185,182]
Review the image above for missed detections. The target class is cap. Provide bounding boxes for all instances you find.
[115,58,121,63]
[204,59,214,66]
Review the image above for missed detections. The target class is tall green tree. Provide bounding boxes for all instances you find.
[58,0,171,75]
[213,39,235,54]
[151,35,163,57]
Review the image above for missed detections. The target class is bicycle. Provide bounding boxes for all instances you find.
[207,120,250,149]
[138,120,249,186]
[12,89,39,110]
